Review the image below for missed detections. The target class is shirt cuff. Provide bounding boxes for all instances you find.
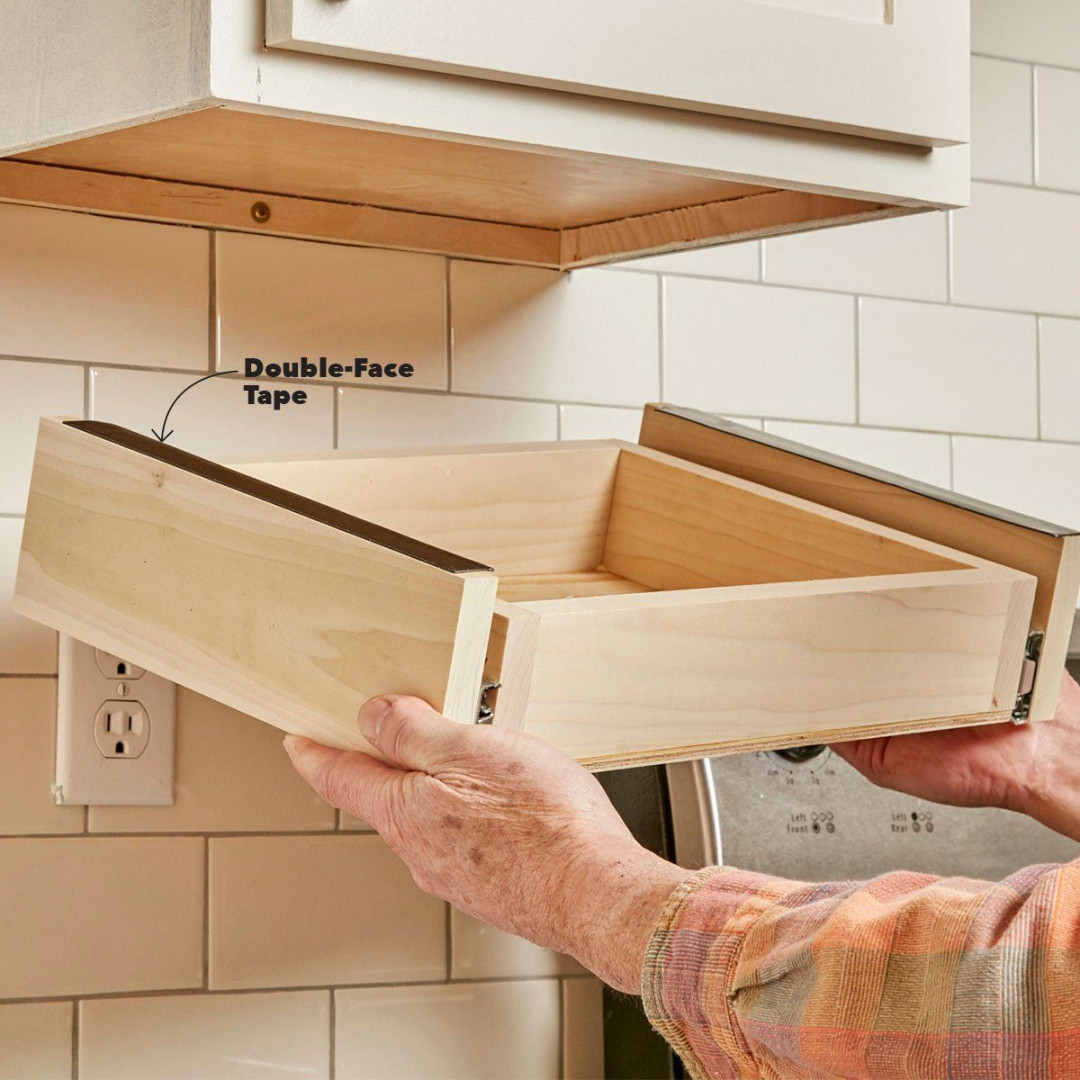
[641,864,797,1080]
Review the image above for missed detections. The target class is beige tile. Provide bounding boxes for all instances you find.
[0,359,84,515]
[217,233,447,390]
[952,183,1080,318]
[615,240,759,280]
[764,212,947,302]
[664,278,855,422]
[953,437,1080,530]
[1037,67,1080,193]
[450,908,583,979]
[1040,318,1080,442]
[0,1001,72,1080]
[339,812,373,832]
[90,368,333,457]
[209,835,445,989]
[0,680,81,835]
[0,519,57,675]
[560,404,643,442]
[0,204,208,369]
[0,837,203,997]
[337,389,557,449]
[335,980,561,1080]
[563,979,605,1080]
[971,57,1034,185]
[762,421,953,488]
[972,0,1080,66]
[79,992,329,1080]
[859,298,1038,436]
[90,690,335,833]
[451,262,660,406]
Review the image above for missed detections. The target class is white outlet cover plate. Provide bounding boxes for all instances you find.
[56,635,176,805]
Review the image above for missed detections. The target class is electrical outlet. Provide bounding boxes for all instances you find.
[55,635,176,805]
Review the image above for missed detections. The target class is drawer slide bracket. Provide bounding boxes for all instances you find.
[476,681,501,725]
[1012,630,1045,725]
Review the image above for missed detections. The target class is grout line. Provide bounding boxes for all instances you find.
[757,238,765,282]
[557,979,567,1080]
[948,435,956,489]
[656,275,665,401]
[82,366,91,420]
[1031,66,1040,187]
[555,403,563,441]
[445,258,453,392]
[0,975,573,1008]
[971,51,1080,77]
[945,211,954,304]
[71,999,79,1080]
[328,990,336,1080]
[853,297,861,424]
[1035,316,1044,441]
[0,672,57,678]
[202,838,210,990]
[444,903,453,982]
[82,806,88,836]
[207,231,218,374]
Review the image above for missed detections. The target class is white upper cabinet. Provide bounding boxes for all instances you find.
[0,0,969,268]
[267,0,968,146]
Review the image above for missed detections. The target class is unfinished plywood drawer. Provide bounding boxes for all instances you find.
[15,408,1078,769]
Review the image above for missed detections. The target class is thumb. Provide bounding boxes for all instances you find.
[356,695,472,773]
[284,734,401,828]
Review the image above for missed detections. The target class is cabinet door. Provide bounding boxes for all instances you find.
[266,0,968,146]
[14,419,498,749]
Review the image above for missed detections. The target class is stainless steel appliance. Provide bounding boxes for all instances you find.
[600,647,1080,1078]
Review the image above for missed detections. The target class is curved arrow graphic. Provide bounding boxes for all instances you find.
[151,370,238,442]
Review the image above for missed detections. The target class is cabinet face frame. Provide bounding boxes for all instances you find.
[267,0,968,147]
[15,415,1046,770]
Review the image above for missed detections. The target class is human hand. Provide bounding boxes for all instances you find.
[283,696,690,993]
[831,671,1080,841]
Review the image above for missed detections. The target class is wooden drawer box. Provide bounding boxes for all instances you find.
[15,407,1079,769]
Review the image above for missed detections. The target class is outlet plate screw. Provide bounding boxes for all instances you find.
[251,200,271,223]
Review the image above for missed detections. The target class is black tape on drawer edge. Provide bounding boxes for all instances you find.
[64,421,493,575]
[654,404,1079,538]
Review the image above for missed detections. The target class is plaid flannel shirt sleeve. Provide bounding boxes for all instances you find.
[642,858,1080,1080]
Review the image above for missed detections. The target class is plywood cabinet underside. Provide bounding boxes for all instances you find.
[0,107,905,268]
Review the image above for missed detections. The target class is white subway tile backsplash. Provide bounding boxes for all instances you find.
[953,436,1080,530]
[90,368,333,457]
[209,836,445,990]
[450,262,660,406]
[79,992,330,1080]
[0,519,57,675]
[0,1001,72,1080]
[952,183,1080,318]
[559,404,643,442]
[764,212,948,302]
[0,837,203,998]
[89,691,336,834]
[1039,318,1080,442]
[972,0,1080,67]
[762,421,953,488]
[664,278,856,422]
[971,57,1034,184]
[1037,67,1080,193]
[0,204,208,369]
[217,234,448,391]
[0,680,81,836]
[615,240,760,280]
[335,981,561,1080]
[859,298,1038,436]
[0,360,84,515]
[563,979,605,1080]
[450,909,583,979]
[337,389,557,449]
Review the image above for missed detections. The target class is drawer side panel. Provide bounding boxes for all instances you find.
[14,419,497,749]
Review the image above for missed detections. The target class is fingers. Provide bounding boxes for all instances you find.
[283,734,401,828]
[356,695,470,772]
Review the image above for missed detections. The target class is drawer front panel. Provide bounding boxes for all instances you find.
[267,0,968,146]
[14,420,497,749]
[517,568,1035,768]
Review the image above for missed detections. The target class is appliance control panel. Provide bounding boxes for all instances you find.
[709,740,1078,882]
